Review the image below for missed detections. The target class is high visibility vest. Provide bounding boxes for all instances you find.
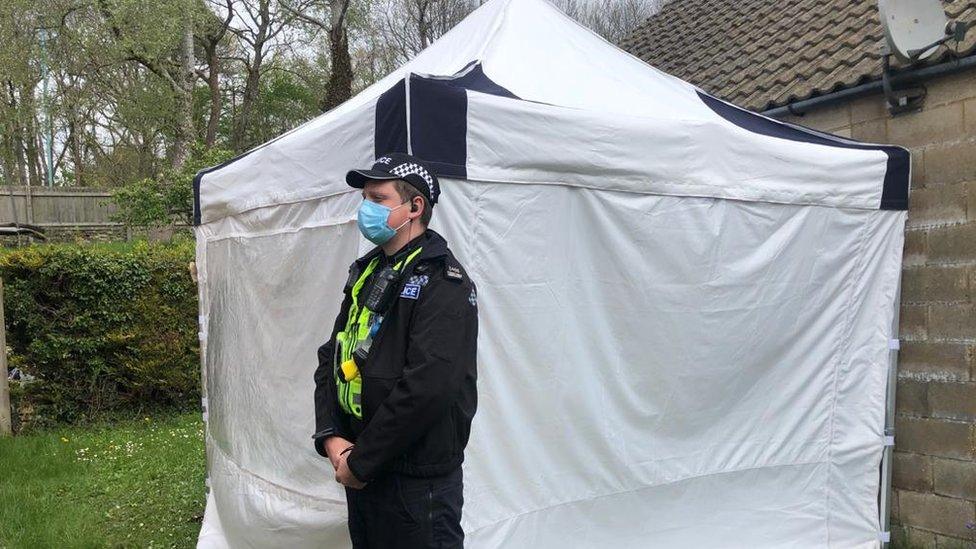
[335,246,423,419]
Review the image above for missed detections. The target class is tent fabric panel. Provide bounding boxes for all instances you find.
[464,92,891,210]
[193,149,267,225]
[195,177,903,547]
[194,194,365,547]
[824,207,906,542]
[445,182,898,547]
[373,66,517,180]
[442,61,520,99]
[193,0,910,225]
[408,75,468,177]
[201,440,349,548]
[374,79,409,159]
[194,101,375,225]
[696,91,910,211]
[373,75,469,178]
[202,220,360,499]
[477,0,710,120]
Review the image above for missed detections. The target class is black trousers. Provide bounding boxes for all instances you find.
[345,466,464,549]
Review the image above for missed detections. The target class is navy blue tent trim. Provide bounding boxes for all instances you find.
[696,90,909,210]
[373,61,518,180]
[375,79,409,158]
[196,62,517,224]
[447,62,519,99]
[408,75,468,178]
[193,172,202,225]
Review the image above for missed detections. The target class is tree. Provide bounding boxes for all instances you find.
[367,0,476,68]
[198,0,235,147]
[223,0,298,150]
[244,58,327,145]
[0,0,44,186]
[2,0,659,194]
[95,0,207,167]
[281,0,355,112]
[556,0,661,44]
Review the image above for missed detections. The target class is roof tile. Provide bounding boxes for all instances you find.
[620,0,976,110]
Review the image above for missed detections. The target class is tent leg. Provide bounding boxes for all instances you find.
[192,240,213,500]
[880,281,902,548]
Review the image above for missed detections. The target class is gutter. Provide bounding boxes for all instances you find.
[761,54,976,118]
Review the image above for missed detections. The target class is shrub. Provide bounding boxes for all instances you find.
[1,238,199,431]
[110,143,234,228]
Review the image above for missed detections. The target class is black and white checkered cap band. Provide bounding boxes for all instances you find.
[388,162,436,201]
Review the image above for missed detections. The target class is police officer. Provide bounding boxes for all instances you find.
[312,153,478,549]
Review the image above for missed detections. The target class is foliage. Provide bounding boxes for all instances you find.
[0,239,199,430]
[109,142,234,228]
[1,0,655,190]
[0,411,205,548]
[231,60,330,149]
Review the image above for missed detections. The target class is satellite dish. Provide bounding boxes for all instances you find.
[878,0,950,63]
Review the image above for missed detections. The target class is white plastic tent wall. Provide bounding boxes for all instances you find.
[192,0,909,546]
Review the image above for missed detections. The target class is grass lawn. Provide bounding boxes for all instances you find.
[0,410,206,548]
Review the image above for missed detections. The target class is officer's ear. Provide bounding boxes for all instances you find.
[409,196,423,217]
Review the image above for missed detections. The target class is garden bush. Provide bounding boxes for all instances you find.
[1,238,199,431]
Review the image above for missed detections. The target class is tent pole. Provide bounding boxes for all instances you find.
[0,278,11,436]
[191,254,211,497]
[405,74,413,155]
[879,277,902,547]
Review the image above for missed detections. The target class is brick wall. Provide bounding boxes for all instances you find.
[781,69,976,548]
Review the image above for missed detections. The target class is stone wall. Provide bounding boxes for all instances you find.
[781,69,976,547]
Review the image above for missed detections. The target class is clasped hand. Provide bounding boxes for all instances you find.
[325,436,366,489]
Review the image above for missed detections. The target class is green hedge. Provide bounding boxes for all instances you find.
[1,238,199,431]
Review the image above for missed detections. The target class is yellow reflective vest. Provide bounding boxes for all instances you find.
[335,246,423,419]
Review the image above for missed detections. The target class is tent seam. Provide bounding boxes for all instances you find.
[821,215,873,547]
[474,0,514,61]
[201,215,355,244]
[467,457,831,537]
[206,430,347,507]
[200,188,358,226]
[201,179,890,226]
[196,231,213,501]
[460,177,888,212]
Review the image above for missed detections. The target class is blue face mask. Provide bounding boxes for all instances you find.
[357,200,409,245]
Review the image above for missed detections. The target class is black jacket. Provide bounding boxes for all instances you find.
[312,229,478,482]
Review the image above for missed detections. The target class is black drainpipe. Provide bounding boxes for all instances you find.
[761,54,976,118]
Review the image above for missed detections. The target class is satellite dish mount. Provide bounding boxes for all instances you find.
[876,0,970,114]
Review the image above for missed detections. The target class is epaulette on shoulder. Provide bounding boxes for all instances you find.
[413,257,436,274]
[443,258,464,283]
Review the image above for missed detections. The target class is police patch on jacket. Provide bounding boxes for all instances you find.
[312,229,479,484]
[400,283,421,299]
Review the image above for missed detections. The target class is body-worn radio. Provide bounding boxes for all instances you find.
[345,265,403,374]
[364,265,401,315]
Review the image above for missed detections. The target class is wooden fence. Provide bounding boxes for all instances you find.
[1,185,118,227]
[1,185,187,244]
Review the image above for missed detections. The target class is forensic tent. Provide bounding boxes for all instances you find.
[192,0,909,546]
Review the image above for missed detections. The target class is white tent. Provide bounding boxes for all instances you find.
[192,0,909,546]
